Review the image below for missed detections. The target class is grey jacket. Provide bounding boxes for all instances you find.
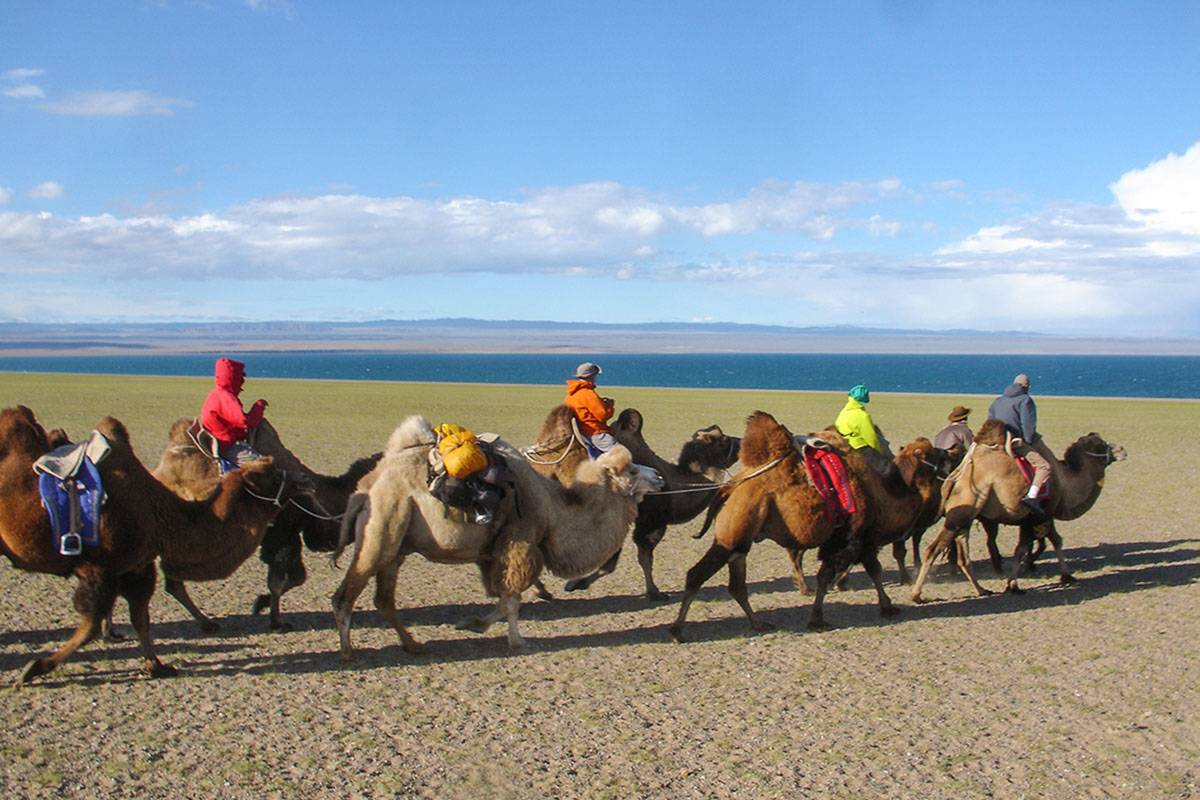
[988,383,1038,442]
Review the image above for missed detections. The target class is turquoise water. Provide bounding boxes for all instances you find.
[1,352,1197,398]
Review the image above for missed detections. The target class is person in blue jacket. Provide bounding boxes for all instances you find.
[987,373,1052,513]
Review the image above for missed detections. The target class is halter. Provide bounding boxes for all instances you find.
[244,469,291,507]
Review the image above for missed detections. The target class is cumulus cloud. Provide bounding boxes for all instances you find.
[1,68,45,99]
[39,89,194,117]
[27,182,64,199]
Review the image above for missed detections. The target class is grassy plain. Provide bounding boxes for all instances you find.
[0,372,1197,799]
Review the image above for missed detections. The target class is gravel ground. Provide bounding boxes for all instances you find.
[2,391,1198,800]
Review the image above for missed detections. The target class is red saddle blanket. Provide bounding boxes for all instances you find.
[804,448,856,519]
[1015,456,1051,499]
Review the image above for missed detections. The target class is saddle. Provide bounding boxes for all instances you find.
[187,419,238,473]
[32,430,112,556]
[793,436,856,519]
[428,425,514,524]
[1015,455,1051,499]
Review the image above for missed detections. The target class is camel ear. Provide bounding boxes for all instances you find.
[897,453,919,486]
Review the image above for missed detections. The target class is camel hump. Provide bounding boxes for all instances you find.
[974,418,1007,447]
[385,416,435,456]
[166,417,194,444]
[614,408,644,435]
[94,416,131,447]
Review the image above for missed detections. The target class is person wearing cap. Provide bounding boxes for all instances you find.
[934,405,974,452]
[987,373,1052,513]
[201,357,269,466]
[834,383,894,478]
[564,361,616,456]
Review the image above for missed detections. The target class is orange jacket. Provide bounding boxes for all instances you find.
[564,379,614,435]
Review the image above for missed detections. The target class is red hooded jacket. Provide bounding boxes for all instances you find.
[201,358,267,450]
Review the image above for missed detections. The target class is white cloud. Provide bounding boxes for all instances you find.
[1110,141,1200,238]
[40,90,193,117]
[1,68,45,99]
[0,187,12,205]
[28,182,64,200]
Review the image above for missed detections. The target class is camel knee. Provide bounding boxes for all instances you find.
[684,545,732,592]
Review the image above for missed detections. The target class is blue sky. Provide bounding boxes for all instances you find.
[3,1,1199,337]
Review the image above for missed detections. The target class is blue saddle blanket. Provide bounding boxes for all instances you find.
[33,432,110,555]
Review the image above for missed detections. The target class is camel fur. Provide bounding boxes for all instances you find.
[152,417,381,632]
[331,415,663,659]
[910,419,1126,601]
[562,408,740,599]
[0,406,311,684]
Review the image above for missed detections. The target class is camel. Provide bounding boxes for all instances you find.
[0,406,311,684]
[910,419,1126,602]
[331,415,663,659]
[669,413,948,641]
[523,403,592,483]
[151,417,381,632]
[559,408,741,599]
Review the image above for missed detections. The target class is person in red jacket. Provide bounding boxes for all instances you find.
[564,361,616,456]
[201,357,269,466]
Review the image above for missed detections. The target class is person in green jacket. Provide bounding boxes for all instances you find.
[834,384,894,478]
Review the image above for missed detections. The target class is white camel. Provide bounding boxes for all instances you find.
[331,415,663,659]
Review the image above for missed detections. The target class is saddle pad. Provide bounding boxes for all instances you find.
[804,447,856,519]
[1015,456,1051,499]
[37,457,104,553]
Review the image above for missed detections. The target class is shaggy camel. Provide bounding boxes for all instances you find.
[152,417,381,631]
[331,415,663,659]
[669,413,948,641]
[668,412,867,641]
[910,420,1126,601]
[561,408,740,599]
[523,403,592,483]
[0,406,310,683]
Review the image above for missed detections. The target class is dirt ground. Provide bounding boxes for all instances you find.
[2,393,1198,799]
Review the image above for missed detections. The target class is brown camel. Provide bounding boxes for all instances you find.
[910,420,1126,601]
[151,417,381,632]
[668,412,868,641]
[523,403,592,483]
[331,415,663,659]
[561,408,741,599]
[0,406,310,684]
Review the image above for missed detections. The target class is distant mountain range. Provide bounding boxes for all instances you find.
[1,318,1197,356]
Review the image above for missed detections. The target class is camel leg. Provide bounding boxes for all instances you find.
[456,594,528,652]
[635,525,669,600]
[120,563,177,678]
[892,539,911,586]
[372,557,424,654]
[668,543,733,643]
[982,518,1004,575]
[787,547,813,595]
[19,569,119,685]
[164,578,220,634]
[862,548,900,619]
[910,525,956,603]
[564,548,620,593]
[953,532,992,597]
[727,553,773,632]
[1005,521,1035,594]
[254,540,306,632]
[331,550,384,665]
[807,557,838,632]
[1042,522,1076,584]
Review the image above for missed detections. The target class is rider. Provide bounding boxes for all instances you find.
[834,383,894,479]
[564,361,616,456]
[933,405,974,452]
[201,357,269,466]
[987,373,1052,513]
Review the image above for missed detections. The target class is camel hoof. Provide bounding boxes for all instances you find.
[563,578,590,593]
[340,653,356,666]
[881,605,902,619]
[646,589,671,602]
[269,621,295,634]
[910,594,926,604]
[146,661,179,679]
[835,579,849,592]
[807,620,833,633]
[252,594,271,615]
[751,620,777,633]
[977,588,995,597]
[1005,585,1026,595]
[402,640,427,655]
[1059,573,1077,584]
[198,620,220,635]
[535,587,554,601]
[508,640,531,654]
[104,627,129,643]
[667,624,686,643]
[18,658,47,685]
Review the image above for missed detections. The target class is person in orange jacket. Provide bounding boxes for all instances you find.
[564,361,616,456]
[201,357,269,466]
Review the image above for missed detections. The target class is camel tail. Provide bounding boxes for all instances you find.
[692,487,730,539]
[332,492,370,568]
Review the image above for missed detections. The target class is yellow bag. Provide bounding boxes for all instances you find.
[435,424,489,479]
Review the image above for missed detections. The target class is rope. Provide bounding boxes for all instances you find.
[522,418,585,466]
[243,469,291,507]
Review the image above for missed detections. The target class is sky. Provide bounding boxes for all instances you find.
[2,1,1200,338]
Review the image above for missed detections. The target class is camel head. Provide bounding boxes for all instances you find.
[896,437,943,486]
[680,424,741,473]
[576,445,664,500]
[233,456,317,507]
[1063,433,1127,470]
